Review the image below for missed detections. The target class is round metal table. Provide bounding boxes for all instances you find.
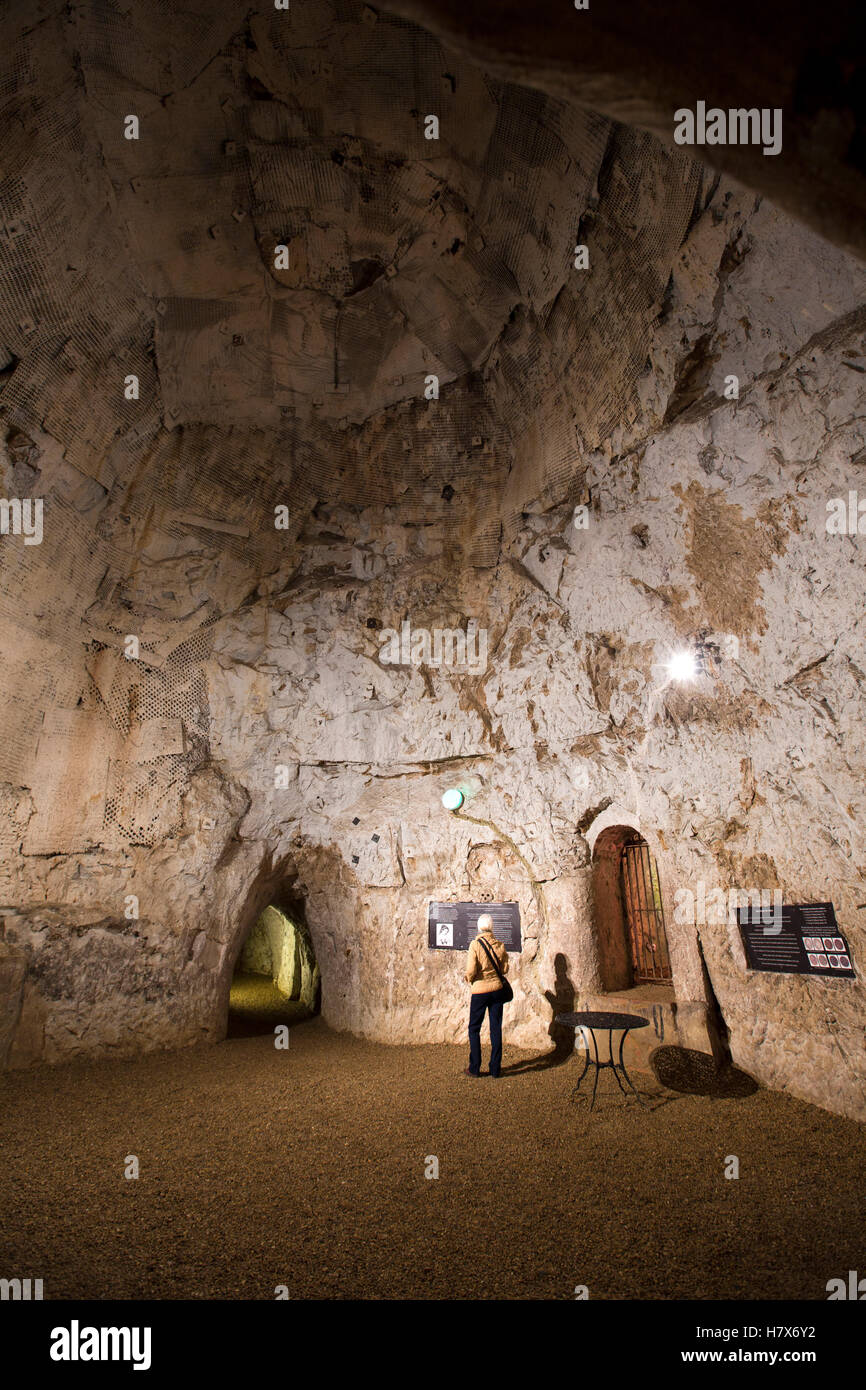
[555,1011,650,1111]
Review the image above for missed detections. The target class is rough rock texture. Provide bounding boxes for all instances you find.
[1,1,865,1122]
[390,0,866,261]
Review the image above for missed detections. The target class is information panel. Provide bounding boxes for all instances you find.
[737,901,855,977]
[428,901,522,952]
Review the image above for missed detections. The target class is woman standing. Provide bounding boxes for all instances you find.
[464,913,510,1078]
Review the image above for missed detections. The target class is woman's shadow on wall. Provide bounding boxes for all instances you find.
[501,953,577,1075]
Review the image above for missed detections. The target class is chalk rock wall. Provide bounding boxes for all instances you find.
[2,176,862,1118]
[182,180,866,1121]
[0,1,865,1123]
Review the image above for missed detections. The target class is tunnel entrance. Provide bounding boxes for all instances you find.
[592,825,672,991]
[227,900,321,1038]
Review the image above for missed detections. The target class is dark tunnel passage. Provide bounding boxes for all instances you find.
[227,898,321,1039]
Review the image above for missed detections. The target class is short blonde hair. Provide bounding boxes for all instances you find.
[477,912,494,932]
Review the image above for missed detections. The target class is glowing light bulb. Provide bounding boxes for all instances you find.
[668,649,697,682]
[441,788,464,811]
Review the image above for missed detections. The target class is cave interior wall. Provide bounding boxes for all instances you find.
[1,0,865,1122]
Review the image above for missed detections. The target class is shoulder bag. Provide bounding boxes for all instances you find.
[477,936,513,1003]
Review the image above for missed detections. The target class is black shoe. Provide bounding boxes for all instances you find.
[488,1072,500,1079]
[463,1067,480,1077]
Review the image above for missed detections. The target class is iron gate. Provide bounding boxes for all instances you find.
[620,835,672,983]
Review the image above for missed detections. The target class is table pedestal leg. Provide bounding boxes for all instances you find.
[616,1030,649,1107]
[570,1028,604,1111]
[588,1034,601,1111]
[569,1026,650,1111]
[569,1030,591,1103]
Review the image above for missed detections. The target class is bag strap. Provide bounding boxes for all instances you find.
[477,934,506,985]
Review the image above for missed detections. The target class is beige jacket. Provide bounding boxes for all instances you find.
[465,927,510,994]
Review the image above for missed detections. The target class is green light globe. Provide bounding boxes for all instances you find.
[441,788,464,811]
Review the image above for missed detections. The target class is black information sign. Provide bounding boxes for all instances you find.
[428,901,522,952]
[737,901,855,977]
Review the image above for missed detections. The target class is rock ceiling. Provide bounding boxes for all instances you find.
[1,0,702,519]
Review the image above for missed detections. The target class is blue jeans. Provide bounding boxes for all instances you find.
[468,989,506,1076]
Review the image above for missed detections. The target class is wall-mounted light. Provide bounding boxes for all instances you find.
[667,649,698,682]
[441,788,464,811]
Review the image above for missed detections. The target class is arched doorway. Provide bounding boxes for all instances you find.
[585,813,720,1068]
[620,832,672,983]
[227,899,321,1038]
[592,825,672,991]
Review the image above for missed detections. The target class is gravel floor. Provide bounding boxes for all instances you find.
[226,972,313,1037]
[1,1018,864,1301]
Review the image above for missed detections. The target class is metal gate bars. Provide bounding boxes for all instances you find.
[621,835,672,983]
